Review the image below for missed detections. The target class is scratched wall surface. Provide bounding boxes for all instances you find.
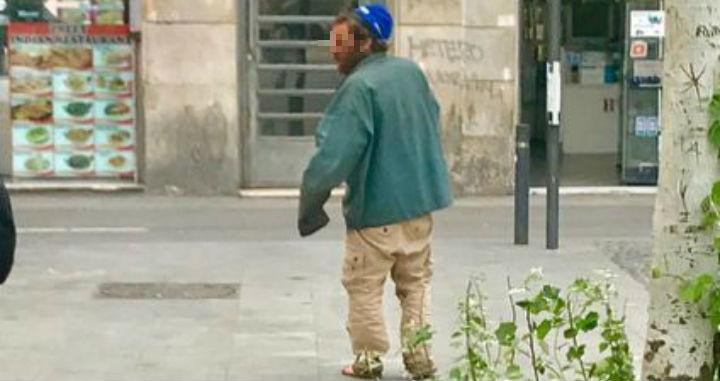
[395,0,518,195]
[142,1,240,195]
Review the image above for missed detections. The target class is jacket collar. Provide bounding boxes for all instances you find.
[352,52,386,74]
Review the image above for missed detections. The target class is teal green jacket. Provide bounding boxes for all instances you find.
[298,53,452,236]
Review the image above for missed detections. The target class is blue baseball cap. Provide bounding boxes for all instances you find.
[354,3,394,43]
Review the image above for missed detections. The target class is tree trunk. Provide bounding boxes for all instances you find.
[643,2,720,380]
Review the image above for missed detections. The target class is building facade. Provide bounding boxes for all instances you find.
[139,0,519,195]
[3,1,659,195]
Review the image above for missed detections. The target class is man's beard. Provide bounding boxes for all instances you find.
[338,49,371,75]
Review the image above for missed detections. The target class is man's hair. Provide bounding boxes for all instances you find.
[333,10,389,53]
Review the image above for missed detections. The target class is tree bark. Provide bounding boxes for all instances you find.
[643,2,720,380]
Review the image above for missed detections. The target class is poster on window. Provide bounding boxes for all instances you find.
[635,116,660,137]
[8,23,136,179]
[630,11,665,38]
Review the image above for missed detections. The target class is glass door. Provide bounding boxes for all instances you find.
[621,1,662,184]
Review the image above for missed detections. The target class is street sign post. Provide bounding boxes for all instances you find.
[546,0,561,250]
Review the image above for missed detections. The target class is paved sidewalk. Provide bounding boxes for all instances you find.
[0,195,653,381]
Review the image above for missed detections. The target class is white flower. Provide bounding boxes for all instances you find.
[593,269,618,279]
[530,267,544,277]
[508,287,528,296]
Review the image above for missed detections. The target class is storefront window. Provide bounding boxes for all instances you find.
[7,0,49,22]
[0,1,130,75]
[3,0,137,181]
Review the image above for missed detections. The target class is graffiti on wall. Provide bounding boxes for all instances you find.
[404,35,504,91]
[425,70,490,91]
[696,24,720,38]
[406,36,485,64]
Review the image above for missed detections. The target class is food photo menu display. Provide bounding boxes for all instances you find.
[8,23,136,179]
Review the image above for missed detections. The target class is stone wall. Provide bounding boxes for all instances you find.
[393,0,518,195]
[141,0,240,195]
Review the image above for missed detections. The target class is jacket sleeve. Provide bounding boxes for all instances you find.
[298,107,372,237]
[0,180,15,285]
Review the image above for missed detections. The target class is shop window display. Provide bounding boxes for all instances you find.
[4,0,136,181]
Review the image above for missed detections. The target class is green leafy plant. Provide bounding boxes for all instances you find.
[448,269,634,381]
[708,93,720,150]
[680,274,720,332]
[674,270,720,380]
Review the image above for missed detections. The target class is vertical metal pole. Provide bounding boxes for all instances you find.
[515,123,530,245]
[514,0,528,246]
[546,0,561,250]
[546,112,560,250]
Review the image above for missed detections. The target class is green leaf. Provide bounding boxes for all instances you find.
[714,237,720,253]
[537,362,546,375]
[564,328,578,339]
[599,342,609,352]
[553,298,567,315]
[405,325,433,350]
[700,196,712,214]
[495,322,517,346]
[567,345,586,361]
[710,93,720,121]
[506,364,523,380]
[712,181,720,205]
[708,289,720,329]
[700,191,720,230]
[651,266,663,279]
[680,273,715,303]
[710,120,720,148]
[571,278,590,292]
[701,212,719,230]
[702,196,712,213]
[471,316,485,326]
[449,367,463,380]
[531,295,549,314]
[577,311,600,332]
[536,319,553,341]
[594,358,611,375]
[542,285,561,300]
[517,294,549,314]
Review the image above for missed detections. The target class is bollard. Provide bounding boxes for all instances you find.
[514,123,530,245]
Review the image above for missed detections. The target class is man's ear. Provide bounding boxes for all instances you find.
[359,38,373,53]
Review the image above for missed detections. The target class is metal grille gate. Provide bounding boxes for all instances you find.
[245,0,343,187]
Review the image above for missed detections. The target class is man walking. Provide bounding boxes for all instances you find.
[0,179,16,285]
[298,3,452,379]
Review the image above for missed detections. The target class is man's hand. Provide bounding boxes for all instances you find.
[298,208,330,237]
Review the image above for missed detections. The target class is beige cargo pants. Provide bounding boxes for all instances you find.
[342,214,434,367]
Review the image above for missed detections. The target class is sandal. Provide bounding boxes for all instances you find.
[403,352,437,380]
[340,353,383,379]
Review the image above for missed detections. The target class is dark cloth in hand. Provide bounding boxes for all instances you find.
[298,190,331,237]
